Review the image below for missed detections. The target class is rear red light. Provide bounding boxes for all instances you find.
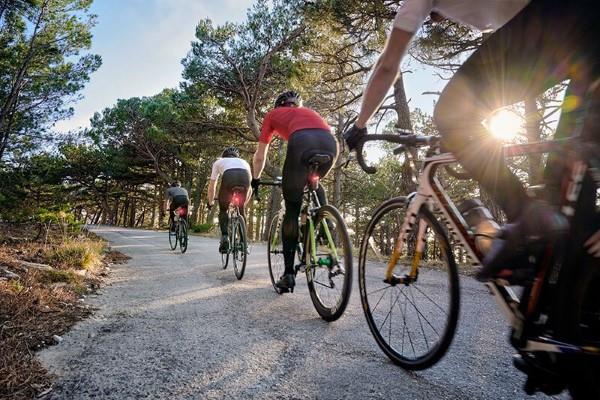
[311,174,319,183]
[232,195,239,205]
[178,208,187,217]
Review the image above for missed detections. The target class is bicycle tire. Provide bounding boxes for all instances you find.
[267,213,285,294]
[565,256,600,399]
[232,217,247,280]
[306,204,353,322]
[179,219,188,254]
[221,242,229,269]
[358,197,460,370]
[168,218,178,250]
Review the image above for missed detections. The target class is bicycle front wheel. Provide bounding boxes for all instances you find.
[306,204,353,322]
[179,220,188,254]
[358,197,459,370]
[232,218,247,280]
[168,219,178,250]
[267,214,285,294]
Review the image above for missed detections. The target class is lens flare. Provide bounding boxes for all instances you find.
[485,109,523,141]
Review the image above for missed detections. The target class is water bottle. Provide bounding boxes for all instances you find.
[457,199,500,255]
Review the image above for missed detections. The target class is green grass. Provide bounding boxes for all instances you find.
[45,240,105,270]
[191,223,214,233]
[41,269,78,284]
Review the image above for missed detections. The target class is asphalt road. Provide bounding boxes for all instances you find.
[39,226,565,399]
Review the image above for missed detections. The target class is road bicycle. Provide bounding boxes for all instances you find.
[220,186,248,280]
[168,207,188,253]
[353,122,599,396]
[256,154,353,322]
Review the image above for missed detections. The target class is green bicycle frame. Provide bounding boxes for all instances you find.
[306,207,339,266]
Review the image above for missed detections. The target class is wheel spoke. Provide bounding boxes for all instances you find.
[396,286,440,337]
[409,286,430,350]
[412,283,448,316]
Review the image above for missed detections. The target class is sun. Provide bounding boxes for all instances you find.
[485,109,523,141]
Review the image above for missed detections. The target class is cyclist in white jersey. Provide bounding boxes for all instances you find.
[344,0,599,281]
[207,147,252,253]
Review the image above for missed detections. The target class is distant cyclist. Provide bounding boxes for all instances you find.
[207,147,252,253]
[344,0,598,281]
[252,91,338,292]
[164,181,189,231]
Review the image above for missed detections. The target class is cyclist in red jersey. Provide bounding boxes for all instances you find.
[252,91,338,292]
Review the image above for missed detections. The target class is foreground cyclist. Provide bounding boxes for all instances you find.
[344,0,599,281]
[207,147,252,253]
[164,181,189,231]
[252,91,338,292]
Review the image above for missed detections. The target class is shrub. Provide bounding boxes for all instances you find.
[41,269,78,284]
[191,223,214,233]
[45,240,105,270]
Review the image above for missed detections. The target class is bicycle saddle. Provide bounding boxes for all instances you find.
[231,185,246,193]
[307,153,332,166]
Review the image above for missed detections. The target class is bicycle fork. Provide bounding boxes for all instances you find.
[380,195,428,285]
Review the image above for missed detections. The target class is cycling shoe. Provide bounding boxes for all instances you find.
[477,201,568,283]
[275,273,295,293]
[219,235,229,253]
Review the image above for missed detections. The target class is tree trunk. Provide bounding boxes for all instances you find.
[332,113,345,208]
[247,201,255,240]
[525,96,543,185]
[129,198,136,227]
[394,74,413,132]
[191,175,206,225]
[0,0,49,161]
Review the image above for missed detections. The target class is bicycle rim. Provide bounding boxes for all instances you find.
[306,204,353,322]
[358,197,459,370]
[267,215,284,294]
[179,220,188,253]
[168,222,177,250]
[233,218,247,280]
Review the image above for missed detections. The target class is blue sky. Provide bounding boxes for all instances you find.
[54,0,446,133]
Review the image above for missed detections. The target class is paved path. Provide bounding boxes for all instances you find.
[39,226,563,399]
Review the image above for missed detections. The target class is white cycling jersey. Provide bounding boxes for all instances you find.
[394,0,530,33]
[210,157,251,181]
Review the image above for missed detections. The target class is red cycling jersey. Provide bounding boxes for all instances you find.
[259,106,331,143]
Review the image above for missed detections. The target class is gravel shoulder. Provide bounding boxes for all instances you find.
[38,226,563,399]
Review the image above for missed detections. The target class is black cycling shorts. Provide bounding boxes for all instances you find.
[218,168,251,210]
[282,129,338,203]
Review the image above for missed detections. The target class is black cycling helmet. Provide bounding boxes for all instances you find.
[274,90,302,108]
[171,180,181,187]
[222,146,240,158]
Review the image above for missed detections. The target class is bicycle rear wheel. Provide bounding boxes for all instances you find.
[267,214,285,294]
[566,256,600,398]
[169,220,178,250]
[221,243,229,269]
[358,197,459,370]
[306,204,353,322]
[179,220,188,254]
[232,217,247,280]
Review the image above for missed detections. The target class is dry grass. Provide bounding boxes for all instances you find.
[0,223,121,399]
[44,240,105,271]
[0,271,91,400]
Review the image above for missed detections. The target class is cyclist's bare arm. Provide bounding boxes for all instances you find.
[252,141,269,179]
[207,179,217,206]
[356,28,413,128]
